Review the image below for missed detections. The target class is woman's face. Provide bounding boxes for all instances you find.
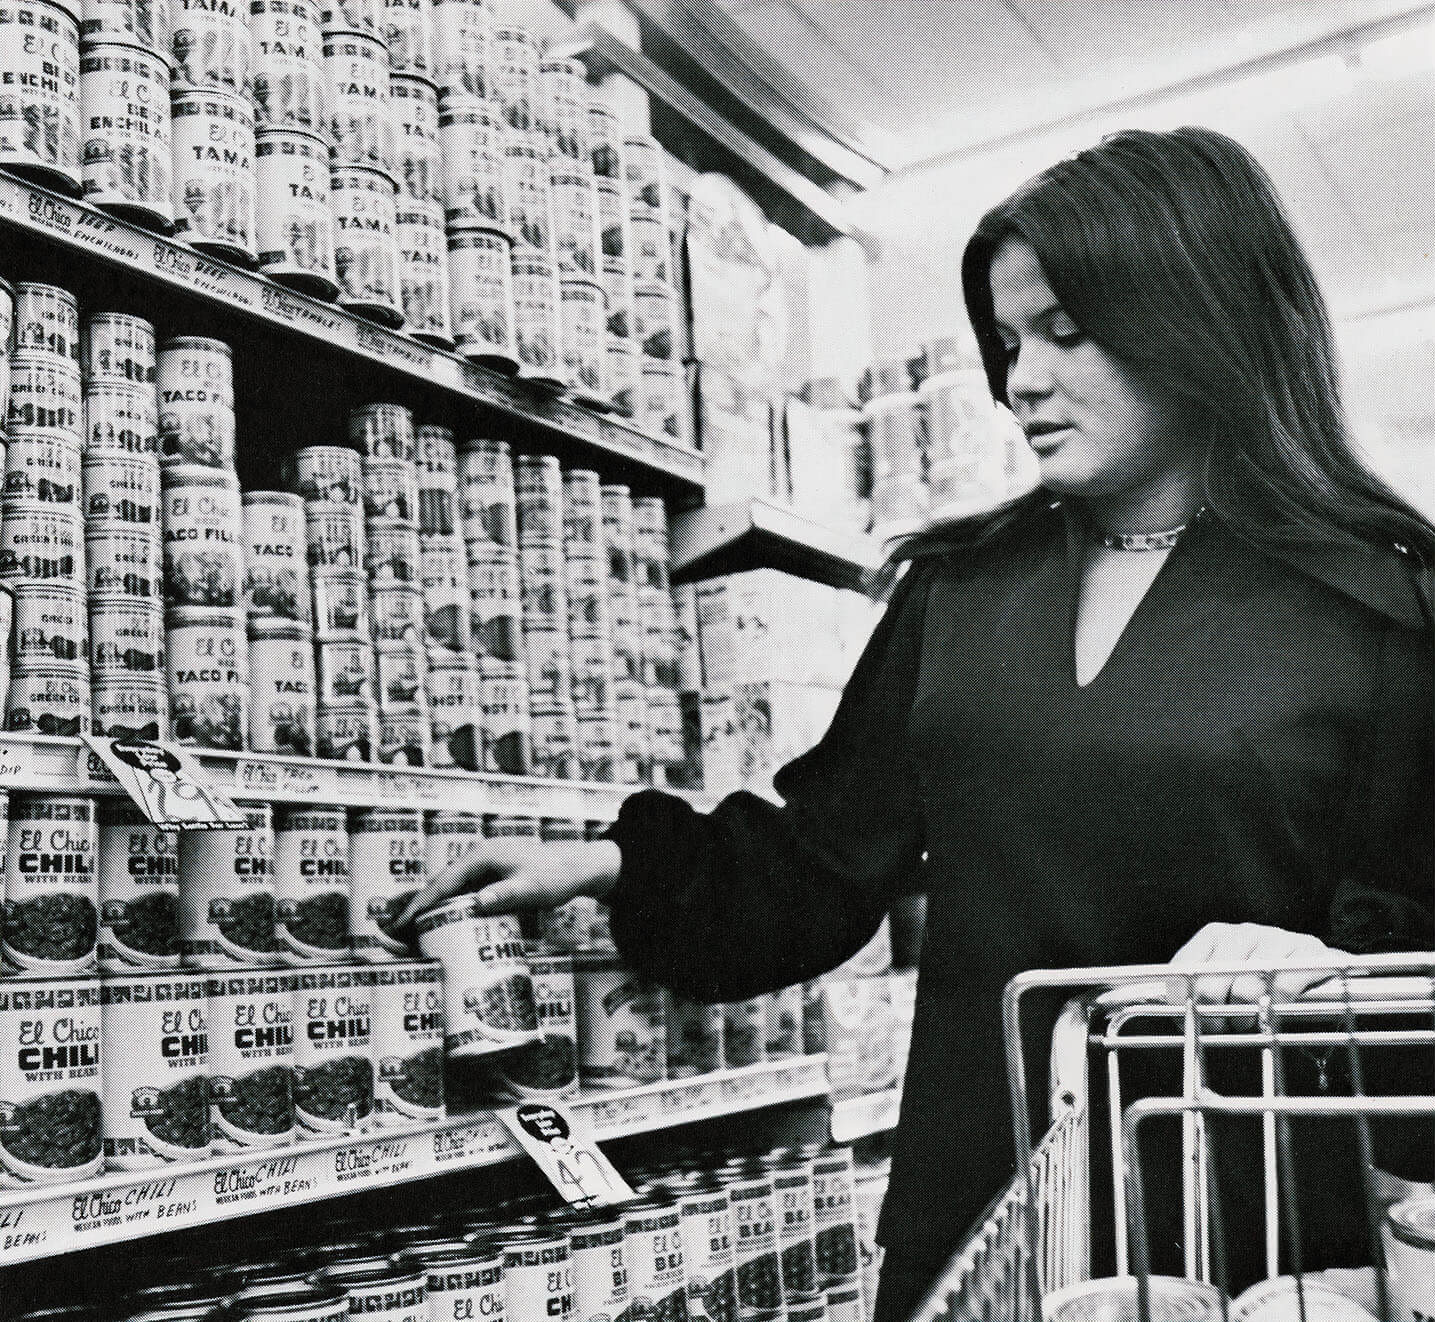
[989,238,1188,498]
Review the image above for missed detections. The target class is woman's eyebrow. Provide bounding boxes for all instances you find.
[994,302,1064,338]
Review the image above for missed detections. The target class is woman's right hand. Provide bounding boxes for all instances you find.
[393,838,623,929]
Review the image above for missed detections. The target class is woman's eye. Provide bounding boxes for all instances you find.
[1000,342,1019,363]
[1050,319,1084,346]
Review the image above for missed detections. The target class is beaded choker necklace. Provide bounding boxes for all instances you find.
[1098,507,1205,552]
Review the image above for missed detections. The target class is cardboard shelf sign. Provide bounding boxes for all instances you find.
[497,1101,635,1209]
[82,737,249,830]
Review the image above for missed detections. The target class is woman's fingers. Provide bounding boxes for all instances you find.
[394,845,512,927]
[1163,924,1346,1007]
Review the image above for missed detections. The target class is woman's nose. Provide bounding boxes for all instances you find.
[1007,344,1057,405]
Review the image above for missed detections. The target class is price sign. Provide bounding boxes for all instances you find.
[497,1101,634,1210]
[82,737,247,830]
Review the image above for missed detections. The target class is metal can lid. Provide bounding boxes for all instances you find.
[1388,1196,1435,1249]
[1229,1276,1377,1322]
[317,1263,423,1288]
[124,1279,243,1317]
[331,164,399,194]
[1042,1277,1225,1322]
[394,1241,494,1269]
[236,1287,349,1318]
[249,621,313,643]
[164,465,240,490]
[244,489,306,509]
[167,606,246,631]
[497,1224,568,1248]
[161,336,231,356]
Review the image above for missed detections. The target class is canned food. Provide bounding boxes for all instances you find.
[515,452,561,543]
[530,702,576,780]
[324,31,392,170]
[170,0,250,92]
[371,960,445,1124]
[416,895,537,1056]
[479,659,528,775]
[163,466,243,607]
[80,0,163,47]
[396,202,451,344]
[3,795,97,974]
[89,595,162,675]
[468,542,521,661]
[317,637,373,706]
[677,1183,737,1322]
[207,969,297,1151]
[381,0,430,77]
[623,1197,686,1322]
[439,98,503,228]
[244,490,311,624]
[551,162,597,277]
[426,651,479,769]
[723,999,764,1069]
[633,283,674,361]
[664,991,721,1078]
[351,403,414,462]
[0,977,103,1186]
[560,469,599,546]
[421,533,470,651]
[317,1268,427,1318]
[306,501,364,570]
[274,805,351,962]
[237,1287,349,1321]
[79,41,173,226]
[255,129,337,295]
[456,437,512,540]
[317,0,375,35]
[157,335,234,468]
[587,96,620,179]
[288,443,362,505]
[167,606,247,748]
[422,809,479,879]
[767,1153,818,1300]
[97,801,179,972]
[484,813,536,839]
[375,643,422,710]
[366,516,419,583]
[176,802,277,967]
[490,22,537,132]
[523,624,569,707]
[764,985,802,1060]
[91,675,166,739]
[7,658,85,739]
[0,503,83,580]
[641,356,684,442]
[624,133,664,216]
[418,420,456,498]
[726,1168,782,1317]
[606,334,638,419]
[633,497,669,577]
[812,1148,859,1286]
[1042,1279,1224,1322]
[8,353,82,437]
[349,807,423,960]
[83,312,155,384]
[248,623,316,755]
[100,971,211,1168]
[540,57,585,163]
[171,90,257,264]
[83,452,161,528]
[448,228,516,369]
[7,433,82,505]
[826,1287,862,1322]
[316,700,376,760]
[378,705,427,766]
[431,0,488,101]
[503,131,551,254]
[575,712,615,783]
[291,963,374,1134]
[645,686,682,769]
[487,945,576,1099]
[404,1246,503,1321]
[639,587,676,688]
[13,285,78,360]
[82,385,159,467]
[599,254,630,338]
[331,164,403,326]
[560,278,605,400]
[629,212,668,287]
[573,948,665,1088]
[250,0,325,133]
[0,0,82,194]
[371,584,422,644]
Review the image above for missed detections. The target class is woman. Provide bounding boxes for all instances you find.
[402,127,1434,1317]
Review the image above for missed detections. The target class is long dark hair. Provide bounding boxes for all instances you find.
[890,126,1435,577]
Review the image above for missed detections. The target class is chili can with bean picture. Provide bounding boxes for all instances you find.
[349,807,423,960]
[178,802,278,968]
[79,40,173,227]
[157,337,235,468]
[244,490,312,625]
[274,805,352,963]
[171,90,257,264]
[255,129,337,296]
[250,0,325,134]
[3,795,97,975]
[766,1152,819,1302]
[84,380,160,458]
[0,976,103,1186]
[573,948,665,1089]
[291,963,373,1135]
[100,970,211,1168]
[370,959,445,1125]
[448,228,516,370]
[167,606,247,750]
[0,0,82,194]
[812,1148,859,1286]
[97,800,179,973]
[486,945,576,1101]
[207,969,296,1151]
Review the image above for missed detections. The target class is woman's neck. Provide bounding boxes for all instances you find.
[1079,459,1206,538]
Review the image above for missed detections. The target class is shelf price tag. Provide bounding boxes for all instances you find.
[496,1102,635,1209]
[82,737,248,831]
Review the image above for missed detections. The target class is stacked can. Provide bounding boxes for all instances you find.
[562,469,615,783]
[3,285,91,740]
[83,312,167,740]
[634,496,680,782]
[323,0,403,325]
[599,484,645,784]
[159,336,248,750]
[0,0,82,193]
[517,453,575,779]
[625,131,683,441]
[354,403,429,765]
[392,70,450,344]
[589,92,635,418]
[79,0,174,228]
[168,0,257,264]
[288,442,375,760]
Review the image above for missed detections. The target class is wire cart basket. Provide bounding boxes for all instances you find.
[909,952,1435,1322]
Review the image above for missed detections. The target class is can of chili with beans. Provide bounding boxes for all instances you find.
[274,805,353,963]
[400,1244,504,1321]
[423,810,481,879]
[350,807,424,961]
[98,800,179,972]
[500,1225,573,1322]
[812,1147,859,1286]
[292,963,374,1135]
[765,1151,819,1301]
[3,794,98,975]
[553,1206,627,1322]
[370,959,445,1126]
[484,944,576,1101]
[572,948,665,1089]
[207,969,297,1151]
[178,802,278,968]
[0,976,103,1186]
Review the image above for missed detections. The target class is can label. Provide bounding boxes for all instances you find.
[248,627,316,755]
[634,283,675,362]
[432,0,489,101]
[207,969,296,1151]
[457,439,514,543]
[371,961,445,1123]
[523,625,570,707]
[97,803,178,972]
[163,470,243,607]
[439,101,504,228]
[371,585,422,645]
[575,957,664,1086]
[88,525,163,600]
[418,423,456,490]
[379,707,428,767]
[607,335,639,419]
[624,134,664,215]
[568,571,610,659]
[157,338,234,468]
[167,608,247,749]
[491,947,577,1099]
[0,504,83,581]
[324,33,393,172]
[448,229,514,362]
[79,43,173,221]
[504,137,551,253]
[313,570,369,639]
[560,280,605,397]
[516,455,562,543]
[316,702,376,761]
[423,811,479,879]
[600,256,631,338]
[306,501,364,570]
[243,491,310,624]
[178,803,276,967]
[0,979,103,1187]
[84,312,155,384]
[530,703,576,780]
[3,795,98,974]
[730,1176,783,1315]
[367,516,419,584]
[624,1204,686,1322]
[89,596,163,675]
[566,1217,627,1322]
[256,129,335,281]
[513,256,560,375]
[552,167,598,277]
[679,1190,738,1322]
[421,534,471,652]
[427,654,480,770]
[352,403,415,463]
[84,380,160,457]
[4,664,91,737]
[491,24,538,133]
[275,806,351,962]
[562,469,600,552]
[480,660,529,775]
[171,91,257,261]
[384,0,433,79]
[641,358,683,443]
[8,354,82,438]
[375,644,423,711]
[349,808,424,959]
[317,638,374,706]
[813,1149,859,1286]
[292,964,374,1135]
[469,553,521,664]
[289,444,361,506]
[331,166,401,318]
[0,1,80,186]
[83,452,160,527]
[422,1252,504,1318]
[250,0,324,133]
[170,0,251,94]
[82,0,167,44]
[589,100,621,180]
[576,712,615,783]
[774,1164,819,1300]
[92,676,166,740]
[540,57,586,164]
[319,0,378,34]
[6,433,82,505]
[397,204,451,342]
[13,285,79,362]
[629,212,668,287]
[665,991,722,1077]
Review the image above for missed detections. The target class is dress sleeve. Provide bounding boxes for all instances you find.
[604,561,936,1003]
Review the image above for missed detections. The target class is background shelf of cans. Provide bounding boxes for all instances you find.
[0,1053,829,1264]
[828,1089,901,1146]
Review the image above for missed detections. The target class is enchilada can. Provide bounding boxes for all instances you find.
[448,228,516,369]
[5,664,91,736]
[89,594,162,675]
[274,805,351,962]
[3,795,97,975]
[157,336,234,468]
[255,129,337,296]
[206,968,297,1151]
[250,0,325,134]
[331,164,402,326]
[82,451,160,527]
[560,278,605,400]
[79,40,173,227]
[248,622,316,755]
[324,30,392,170]
[480,659,529,775]
[163,466,242,607]
[291,963,373,1136]
[439,98,503,228]
[170,0,250,94]
[6,433,81,505]
[243,490,311,625]
[13,284,79,362]
[176,801,276,968]
[431,0,488,101]
[83,380,159,458]
[573,948,665,1088]
[91,675,167,741]
[370,960,445,1124]
[83,312,155,384]
[170,90,257,265]
[397,202,452,344]
[351,401,415,462]
[167,605,247,749]
[79,0,163,77]
[366,517,419,584]
[349,807,424,959]
[415,896,538,1057]
[390,72,440,203]
[551,162,597,276]
[587,96,621,180]
[371,584,423,645]
[375,642,423,710]
[316,699,376,761]
[0,503,84,580]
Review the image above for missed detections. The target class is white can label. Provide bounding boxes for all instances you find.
[416,903,537,1057]
[382,0,432,77]
[167,612,248,749]
[206,970,296,1151]
[366,517,419,586]
[560,281,605,395]
[79,43,173,218]
[82,452,161,528]
[250,1,324,135]
[493,949,577,1099]
[0,2,81,186]
[3,796,98,975]
[624,1207,686,1318]
[0,504,83,581]
[371,961,444,1123]
[363,462,419,525]
[292,965,374,1134]
[157,343,235,468]
[88,525,163,601]
[432,0,489,101]
[325,35,392,171]
[306,502,364,570]
[371,586,422,645]
[504,142,551,252]
[98,806,179,971]
[317,638,374,708]
[350,808,423,959]
[503,1242,572,1322]
[575,961,665,1086]
[171,91,257,258]
[178,804,276,967]
[5,434,82,505]
[81,0,168,56]
[171,0,251,92]
[398,206,450,341]
[92,676,167,740]
[331,169,401,315]
[7,355,82,437]
[83,313,156,385]
[422,813,479,881]
[568,1220,627,1322]
[89,596,163,676]
[249,630,316,756]
[244,495,310,623]
[313,571,368,639]
[440,106,504,228]
[4,665,91,737]
[513,260,559,374]
[12,584,87,667]
[449,230,514,359]
[256,131,334,278]
[552,169,598,278]
[84,381,160,458]
[275,807,352,962]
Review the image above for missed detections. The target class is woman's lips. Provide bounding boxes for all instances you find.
[1027,425,1071,454]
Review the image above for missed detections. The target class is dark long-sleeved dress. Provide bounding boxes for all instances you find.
[603,500,1434,1317]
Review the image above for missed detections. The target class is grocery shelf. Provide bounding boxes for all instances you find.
[830,1088,901,1144]
[0,1056,829,1264]
[670,498,881,590]
[0,172,703,491]
[0,734,715,820]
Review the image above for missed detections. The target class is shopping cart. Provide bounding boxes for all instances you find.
[909,952,1435,1322]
